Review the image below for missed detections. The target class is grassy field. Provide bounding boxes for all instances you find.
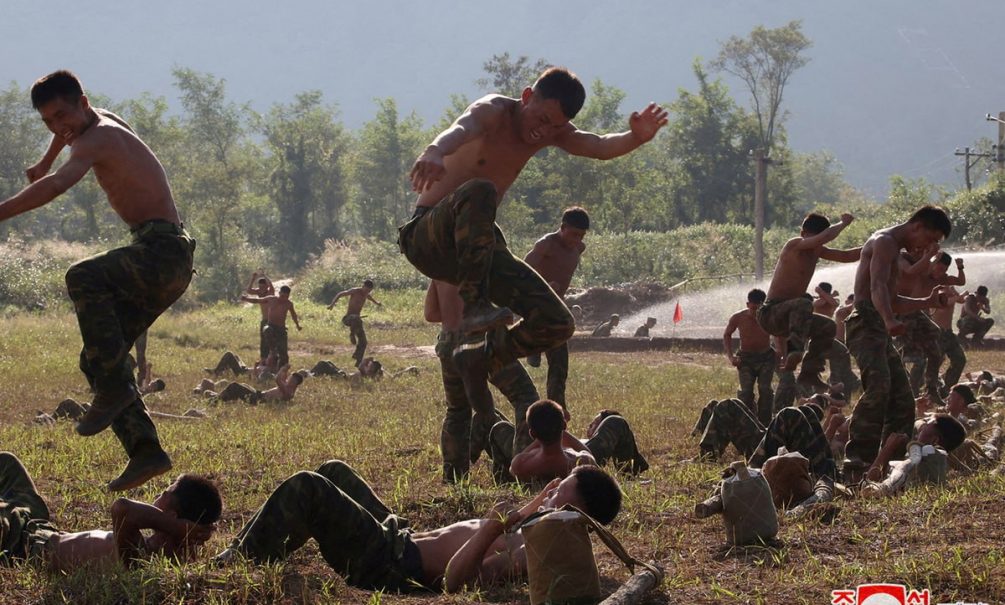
[1,295,1004,604]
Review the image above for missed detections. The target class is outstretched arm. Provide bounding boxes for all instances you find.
[2,142,95,222]
[819,246,862,263]
[555,103,668,160]
[795,214,854,250]
[327,290,350,310]
[367,294,382,307]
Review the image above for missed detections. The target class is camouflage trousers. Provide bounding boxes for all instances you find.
[772,338,808,413]
[210,351,250,376]
[488,414,646,482]
[437,329,539,482]
[897,310,942,399]
[844,300,915,472]
[228,460,425,591]
[542,343,570,408]
[695,398,765,460]
[939,329,967,390]
[397,179,574,367]
[747,406,836,480]
[957,316,995,343]
[0,452,59,565]
[65,225,194,458]
[736,349,775,426]
[342,314,367,367]
[258,319,269,360]
[263,323,289,367]
[829,339,860,397]
[757,297,836,376]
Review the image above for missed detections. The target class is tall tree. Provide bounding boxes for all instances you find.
[261,91,348,268]
[477,53,550,96]
[711,20,812,277]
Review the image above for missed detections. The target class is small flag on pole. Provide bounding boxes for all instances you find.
[673,301,683,324]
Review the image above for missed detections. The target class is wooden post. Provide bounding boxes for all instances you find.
[599,563,664,605]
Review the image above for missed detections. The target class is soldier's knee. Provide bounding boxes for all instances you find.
[314,459,350,477]
[64,261,92,291]
[0,451,17,466]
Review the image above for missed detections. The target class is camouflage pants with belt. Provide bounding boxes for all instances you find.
[747,406,836,480]
[0,452,60,565]
[957,316,994,343]
[695,399,766,460]
[757,297,836,376]
[897,310,942,399]
[437,330,540,482]
[263,323,289,368]
[844,300,915,473]
[939,329,967,390]
[397,179,574,368]
[228,460,424,591]
[736,349,775,426]
[342,314,367,367]
[65,228,195,459]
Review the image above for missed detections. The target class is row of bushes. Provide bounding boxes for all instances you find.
[3,183,1002,310]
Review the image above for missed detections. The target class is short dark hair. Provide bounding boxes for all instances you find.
[290,373,305,386]
[532,67,586,119]
[976,285,988,297]
[363,279,374,289]
[528,400,565,445]
[257,278,268,285]
[951,383,977,405]
[801,213,831,235]
[933,414,966,452]
[908,205,952,238]
[31,70,84,109]
[279,285,291,294]
[571,465,622,525]
[171,474,223,525]
[818,282,833,294]
[561,206,590,230]
[936,252,951,266]
[747,288,766,304]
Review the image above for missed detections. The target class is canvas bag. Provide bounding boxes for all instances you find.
[520,505,661,605]
[721,463,778,545]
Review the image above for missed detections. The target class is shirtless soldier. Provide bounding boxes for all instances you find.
[397,67,667,405]
[328,279,382,367]
[245,272,274,360]
[758,213,861,393]
[930,284,968,391]
[523,206,590,407]
[215,459,621,593]
[958,285,994,346]
[723,289,775,424]
[842,206,952,481]
[242,285,302,368]
[0,71,196,490]
[896,250,965,403]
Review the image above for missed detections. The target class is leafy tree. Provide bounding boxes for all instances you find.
[260,91,349,268]
[477,53,550,97]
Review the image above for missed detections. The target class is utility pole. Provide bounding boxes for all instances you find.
[985,112,1005,172]
[953,146,993,191]
[751,148,774,280]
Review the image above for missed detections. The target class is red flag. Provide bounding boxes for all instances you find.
[673,301,683,324]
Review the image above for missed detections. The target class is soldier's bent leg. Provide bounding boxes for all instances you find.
[754,352,776,426]
[698,399,765,459]
[585,416,648,474]
[747,407,836,480]
[313,460,395,523]
[487,421,516,483]
[844,305,893,471]
[940,329,966,389]
[228,469,411,590]
[437,334,472,482]
[736,354,757,410]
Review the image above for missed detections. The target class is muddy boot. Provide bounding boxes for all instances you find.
[796,369,829,394]
[107,445,172,491]
[76,384,140,437]
[459,300,514,334]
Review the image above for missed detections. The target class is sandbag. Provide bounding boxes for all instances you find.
[761,449,814,508]
[522,510,601,605]
[721,462,778,545]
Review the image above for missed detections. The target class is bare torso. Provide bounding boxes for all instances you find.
[766,239,823,300]
[854,229,901,310]
[412,520,524,587]
[46,530,118,572]
[813,298,838,317]
[345,289,370,316]
[895,253,930,299]
[264,298,293,326]
[930,286,960,329]
[74,114,179,228]
[415,97,548,208]
[525,233,584,297]
[731,309,772,353]
[961,295,988,319]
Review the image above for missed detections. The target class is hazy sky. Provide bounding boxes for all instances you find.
[5,0,1005,196]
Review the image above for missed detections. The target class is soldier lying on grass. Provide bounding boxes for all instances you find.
[0,451,221,570]
[214,459,621,593]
